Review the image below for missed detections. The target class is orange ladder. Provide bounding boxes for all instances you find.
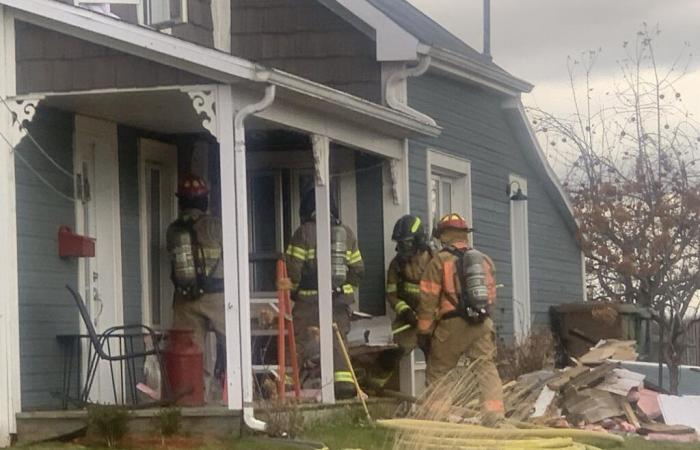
[276,259,301,399]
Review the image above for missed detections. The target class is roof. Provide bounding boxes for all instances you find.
[366,0,532,92]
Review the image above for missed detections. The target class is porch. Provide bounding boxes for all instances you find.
[4,80,422,430]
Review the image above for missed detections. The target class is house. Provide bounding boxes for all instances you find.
[0,0,584,444]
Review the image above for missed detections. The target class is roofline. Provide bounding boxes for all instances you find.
[430,47,534,96]
[501,98,579,233]
[1,0,439,137]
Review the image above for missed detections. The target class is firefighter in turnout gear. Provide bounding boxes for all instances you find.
[167,174,225,354]
[371,215,432,388]
[418,213,505,425]
[283,190,364,399]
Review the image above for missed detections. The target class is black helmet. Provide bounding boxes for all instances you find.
[392,215,425,242]
[299,189,339,222]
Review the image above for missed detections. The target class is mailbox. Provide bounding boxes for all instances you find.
[58,226,95,258]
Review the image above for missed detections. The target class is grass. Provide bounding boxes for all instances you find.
[23,428,700,450]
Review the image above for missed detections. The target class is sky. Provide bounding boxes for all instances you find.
[406,0,700,119]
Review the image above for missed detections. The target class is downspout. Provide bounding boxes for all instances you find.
[385,55,437,126]
[233,83,276,432]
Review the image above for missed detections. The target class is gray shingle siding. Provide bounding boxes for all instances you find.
[407,74,583,339]
[16,107,77,410]
[117,126,143,327]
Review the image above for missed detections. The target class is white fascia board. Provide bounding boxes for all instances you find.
[262,69,441,138]
[430,47,533,96]
[317,0,422,61]
[1,0,256,83]
[502,98,578,228]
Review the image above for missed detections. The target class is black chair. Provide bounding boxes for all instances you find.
[64,285,170,405]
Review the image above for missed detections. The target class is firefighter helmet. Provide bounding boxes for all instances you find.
[434,213,473,237]
[177,174,209,199]
[392,215,426,242]
[299,189,339,222]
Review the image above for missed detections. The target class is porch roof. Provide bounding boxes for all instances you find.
[0,0,441,139]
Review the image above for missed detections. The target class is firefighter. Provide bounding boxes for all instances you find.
[371,215,432,388]
[417,213,505,425]
[282,190,364,399]
[167,174,225,354]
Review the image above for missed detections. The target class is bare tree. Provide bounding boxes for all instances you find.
[530,25,700,393]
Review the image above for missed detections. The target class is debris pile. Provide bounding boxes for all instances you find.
[503,339,698,442]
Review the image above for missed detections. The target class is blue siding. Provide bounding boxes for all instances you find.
[355,153,385,315]
[16,107,77,410]
[408,74,583,339]
[117,126,143,326]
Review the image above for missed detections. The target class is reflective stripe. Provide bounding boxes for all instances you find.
[307,248,316,260]
[443,260,457,294]
[404,282,420,294]
[286,245,307,261]
[386,283,398,294]
[342,284,354,294]
[394,300,411,314]
[346,249,362,264]
[410,217,422,233]
[420,279,441,295]
[298,289,318,296]
[484,399,505,413]
[334,371,354,383]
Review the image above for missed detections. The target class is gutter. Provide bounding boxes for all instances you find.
[384,55,437,127]
[233,84,277,432]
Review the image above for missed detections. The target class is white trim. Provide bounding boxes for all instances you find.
[425,149,473,233]
[316,0,423,61]
[509,174,531,341]
[1,0,440,138]
[137,138,178,328]
[581,251,588,302]
[74,115,125,402]
[0,6,20,442]
[211,0,230,52]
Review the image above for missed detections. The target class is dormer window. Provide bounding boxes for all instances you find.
[143,0,189,29]
[73,0,139,18]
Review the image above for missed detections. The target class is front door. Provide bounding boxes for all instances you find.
[139,138,178,329]
[74,116,124,403]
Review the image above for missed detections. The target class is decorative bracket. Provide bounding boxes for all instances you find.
[389,158,401,205]
[312,134,330,187]
[184,89,217,138]
[4,99,40,146]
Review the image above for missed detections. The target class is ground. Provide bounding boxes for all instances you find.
[22,426,700,450]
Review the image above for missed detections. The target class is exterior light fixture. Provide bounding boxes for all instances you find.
[506,181,528,201]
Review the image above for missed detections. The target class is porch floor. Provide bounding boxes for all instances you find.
[15,398,399,445]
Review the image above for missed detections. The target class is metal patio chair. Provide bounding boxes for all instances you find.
[64,285,170,406]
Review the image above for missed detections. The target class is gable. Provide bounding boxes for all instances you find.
[230,0,382,102]
[15,21,211,94]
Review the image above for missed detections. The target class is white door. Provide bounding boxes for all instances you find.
[139,139,178,329]
[74,116,124,403]
[509,174,531,341]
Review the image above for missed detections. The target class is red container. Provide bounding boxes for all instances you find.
[58,226,95,258]
[164,329,204,406]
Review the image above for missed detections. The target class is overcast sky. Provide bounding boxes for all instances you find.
[407,0,700,117]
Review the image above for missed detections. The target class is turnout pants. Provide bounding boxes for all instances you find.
[292,300,352,385]
[427,317,505,420]
[172,292,226,352]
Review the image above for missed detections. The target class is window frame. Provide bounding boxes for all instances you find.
[425,149,473,235]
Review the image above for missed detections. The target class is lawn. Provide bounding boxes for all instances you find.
[23,427,700,450]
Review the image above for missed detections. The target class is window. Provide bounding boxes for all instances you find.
[426,150,472,234]
[143,0,189,29]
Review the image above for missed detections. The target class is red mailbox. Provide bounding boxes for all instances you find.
[58,226,95,258]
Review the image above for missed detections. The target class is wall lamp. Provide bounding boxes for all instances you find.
[506,181,528,201]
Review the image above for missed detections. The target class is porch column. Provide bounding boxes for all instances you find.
[213,85,244,410]
[312,134,335,404]
[0,6,20,445]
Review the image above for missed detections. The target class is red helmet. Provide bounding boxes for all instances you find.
[177,174,209,199]
[435,213,472,237]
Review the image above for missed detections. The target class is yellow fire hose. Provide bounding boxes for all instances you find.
[378,419,624,449]
[333,322,373,426]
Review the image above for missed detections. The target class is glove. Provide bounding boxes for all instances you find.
[417,333,432,357]
[399,308,418,327]
[276,277,293,291]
